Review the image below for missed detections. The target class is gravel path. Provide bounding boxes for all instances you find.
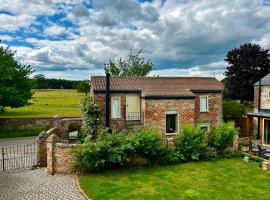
[0,168,85,200]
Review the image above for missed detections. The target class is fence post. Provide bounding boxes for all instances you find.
[2,147,4,172]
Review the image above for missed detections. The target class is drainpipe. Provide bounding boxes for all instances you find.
[105,73,111,132]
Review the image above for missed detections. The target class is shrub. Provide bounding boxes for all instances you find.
[134,127,180,165]
[72,128,135,171]
[175,125,208,161]
[71,127,180,172]
[210,122,238,154]
[223,100,246,123]
[80,96,101,140]
[201,147,218,160]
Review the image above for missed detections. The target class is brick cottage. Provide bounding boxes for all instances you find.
[90,75,223,138]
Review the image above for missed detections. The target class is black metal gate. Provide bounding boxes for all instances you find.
[0,142,38,172]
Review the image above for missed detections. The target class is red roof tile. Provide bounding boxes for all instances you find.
[91,76,223,97]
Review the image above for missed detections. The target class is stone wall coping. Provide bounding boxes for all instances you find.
[46,133,60,143]
[55,142,79,148]
[38,127,58,138]
[61,118,82,121]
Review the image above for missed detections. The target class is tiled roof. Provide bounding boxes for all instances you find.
[91,76,223,97]
[254,73,270,86]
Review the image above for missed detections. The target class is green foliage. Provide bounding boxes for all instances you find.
[134,127,180,165]
[175,125,208,161]
[72,129,135,171]
[80,96,101,140]
[104,49,153,76]
[0,127,44,139]
[201,147,218,160]
[76,81,89,95]
[223,100,246,122]
[72,127,180,172]
[224,43,270,102]
[0,44,33,111]
[210,122,238,154]
[32,74,48,89]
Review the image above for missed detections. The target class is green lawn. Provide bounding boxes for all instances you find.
[0,89,84,118]
[79,158,270,200]
[0,128,44,139]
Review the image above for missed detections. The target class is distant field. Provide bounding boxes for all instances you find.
[0,89,84,118]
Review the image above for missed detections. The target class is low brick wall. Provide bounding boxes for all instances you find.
[46,134,78,174]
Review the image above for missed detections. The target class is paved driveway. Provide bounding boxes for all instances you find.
[0,169,85,200]
[0,137,37,147]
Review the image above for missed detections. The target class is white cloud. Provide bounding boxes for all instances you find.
[2,0,270,79]
[43,24,67,36]
[0,14,35,31]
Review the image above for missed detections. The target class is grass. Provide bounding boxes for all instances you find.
[79,158,270,200]
[0,128,44,139]
[0,89,84,118]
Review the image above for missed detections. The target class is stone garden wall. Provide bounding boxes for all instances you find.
[37,117,81,168]
[46,134,78,174]
[0,116,81,130]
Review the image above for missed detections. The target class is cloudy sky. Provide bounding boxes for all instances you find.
[1,0,270,80]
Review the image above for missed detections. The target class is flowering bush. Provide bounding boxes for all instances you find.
[80,96,101,141]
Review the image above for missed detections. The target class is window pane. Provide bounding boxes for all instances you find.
[200,97,208,112]
[166,114,177,133]
[112,98,120,118]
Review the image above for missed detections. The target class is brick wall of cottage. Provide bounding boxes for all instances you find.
[194,93,223,129]
[92,93,128,129]
[93,92,222,135]
[143,99,195,136]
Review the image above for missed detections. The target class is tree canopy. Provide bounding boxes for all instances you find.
[224,43,270,102]
[77,80,89,95]
[0,44,32,111]
[104,49,153,76]
[32,74,48,89]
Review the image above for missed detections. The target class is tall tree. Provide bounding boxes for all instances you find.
[0,44,33,112]
[77,80,89,95]
[104,49,153,76]
[33,74,48,89]
[225,43,270,102]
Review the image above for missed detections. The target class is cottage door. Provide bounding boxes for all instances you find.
[126,94,140,121]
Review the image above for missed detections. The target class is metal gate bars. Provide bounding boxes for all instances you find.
[0,142,38,172]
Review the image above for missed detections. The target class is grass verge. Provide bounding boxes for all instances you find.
[0,128,44,139]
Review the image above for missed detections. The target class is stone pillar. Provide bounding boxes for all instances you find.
[38,131,48,167]
[46,134,60,175]
[38,127,58,167]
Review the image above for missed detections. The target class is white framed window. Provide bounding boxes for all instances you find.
[111,97,121,118]
[165,110,178,134]
[200,96,208,112]
[200,123,210,132]
[268,91,270,99]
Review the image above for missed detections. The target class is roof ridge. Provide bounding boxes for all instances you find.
[91,76,217,79]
